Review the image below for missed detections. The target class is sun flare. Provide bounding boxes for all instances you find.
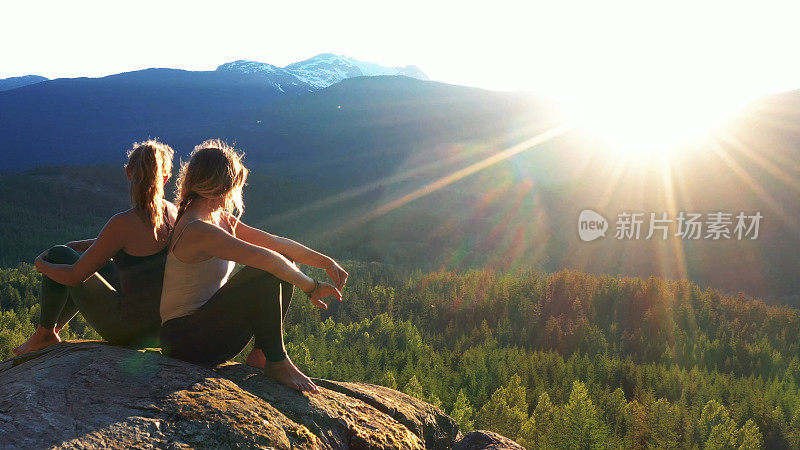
[564,87,746,160]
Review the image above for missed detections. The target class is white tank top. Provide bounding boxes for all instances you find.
[160,220,235,323]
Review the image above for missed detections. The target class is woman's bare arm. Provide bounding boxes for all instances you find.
[187,221,342,308]
[35,216,126,286]
[65,239,96,252]
[228,216,348,289]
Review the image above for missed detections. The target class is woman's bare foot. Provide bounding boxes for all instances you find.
[245,348,267,370]
[264,356,320,394]
[13,326,61,356]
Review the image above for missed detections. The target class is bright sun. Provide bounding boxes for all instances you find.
[563,86,746,160]
[508,2,791,162]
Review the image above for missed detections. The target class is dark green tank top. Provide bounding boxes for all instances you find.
[113,246,168,324]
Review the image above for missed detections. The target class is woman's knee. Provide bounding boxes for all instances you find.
[44,245,80,264]
[236,266,283,285]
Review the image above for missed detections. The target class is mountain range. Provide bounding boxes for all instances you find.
[0,53,428,168]
[0,53,426,94]
[0,54,798,303]
[217,53,427,91]
[0,75,48,92]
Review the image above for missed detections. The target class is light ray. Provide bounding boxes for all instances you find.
[704,136,797,228]
[262,148,471,226]
[349,125,570,227]
[595,159,628,212]
[259,125,552,228]
[716,131,800,193]
[307,125,570,249]
[659,155,689,281]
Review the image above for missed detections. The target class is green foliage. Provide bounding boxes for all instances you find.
[278,263,800,448]
[0,307,35,359]
[0,265,102,359]
[2,261,798,448]
[378,370,398,390]
[450,389,475,432]
[699,400,738,448]
[560,381,610,449]
[403,375,424,400]
[523,392,557,448]
[0,166,321,270]
[0,166,129,268]
[738,420,764,450]
[476,374,529,439]
[698,400,764,450]
[645,399,680,449]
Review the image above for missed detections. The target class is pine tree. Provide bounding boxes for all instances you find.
[699,400,738,449]
[476,374,528,440]
[378,370,398,390]
[646,399,679,449]
[561,381,610,449]
[602,388,629,438]
[788,409,800,448]
[403,375,424,400]
[737,419,763,450]
[530,391,558,447]
[450,389,475,432]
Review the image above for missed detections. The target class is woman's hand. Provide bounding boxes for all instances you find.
[324,259,349,290]
[305,281,342,310]
[34,250,49,274]
[230,220,349,288]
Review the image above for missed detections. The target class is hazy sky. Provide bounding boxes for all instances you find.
[3,0,800,102]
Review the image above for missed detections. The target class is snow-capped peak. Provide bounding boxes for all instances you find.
[216,60,280,74]
[0,75,49,92]
[216,54,427,91]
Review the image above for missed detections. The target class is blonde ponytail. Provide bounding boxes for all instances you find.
[126,140,175,239]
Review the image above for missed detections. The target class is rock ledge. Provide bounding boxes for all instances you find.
[0,342,523,449]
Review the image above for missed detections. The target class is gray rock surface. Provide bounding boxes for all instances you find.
[453,431,526,450]
[0,342,521,449]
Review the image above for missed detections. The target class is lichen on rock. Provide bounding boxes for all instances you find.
[0,341,522,449]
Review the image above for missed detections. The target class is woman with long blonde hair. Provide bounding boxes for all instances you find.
[14,140,177,355]
[159,139,347,393]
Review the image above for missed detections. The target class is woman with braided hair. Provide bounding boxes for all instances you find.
[14,140,177,355]
[159,139,347,393]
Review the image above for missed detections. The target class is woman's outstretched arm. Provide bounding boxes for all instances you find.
[227,216,348,289]
[35,216,125,286]
[65,239,96,252]
[188,221,342,309]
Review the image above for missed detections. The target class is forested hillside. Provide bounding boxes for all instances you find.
[2,76,798,301]
[2,75,799,448]
[0,165,322,267]
[3,262,798,448]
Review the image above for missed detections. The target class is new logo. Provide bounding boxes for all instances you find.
[578,209,608,242]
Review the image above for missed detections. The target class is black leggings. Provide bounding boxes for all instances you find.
[38,245,159,347]
[160,266,294,365]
